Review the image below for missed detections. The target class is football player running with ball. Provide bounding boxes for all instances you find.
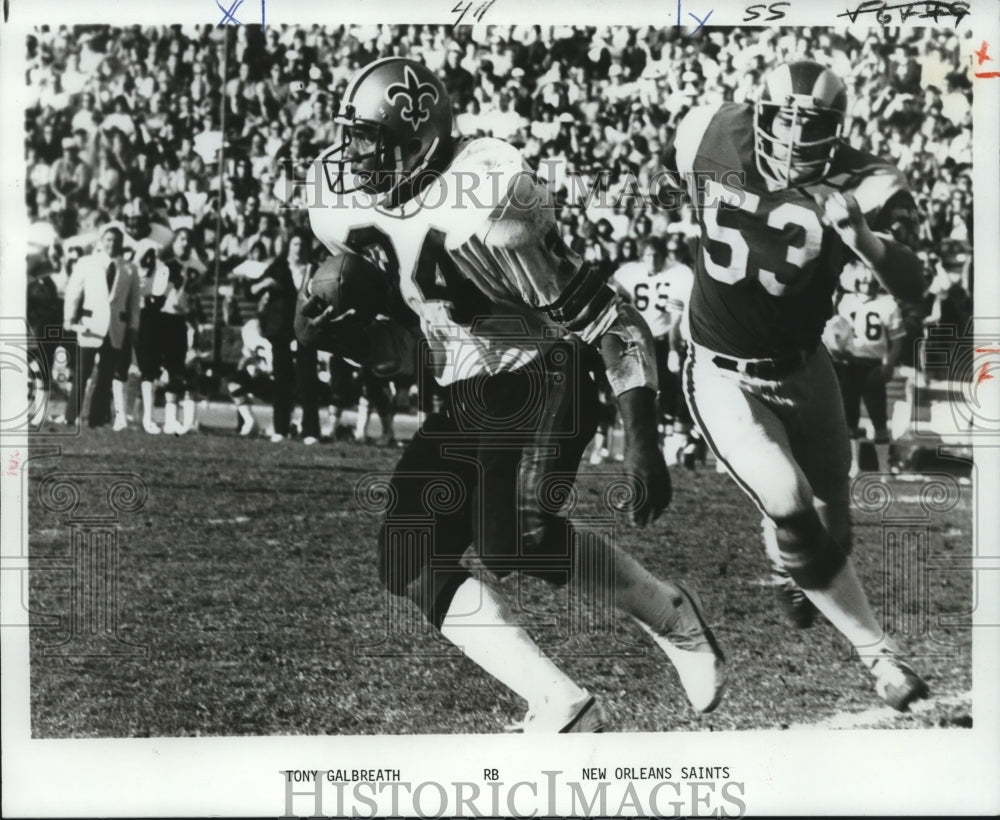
[303,58,726,731]
[667,60,928,710]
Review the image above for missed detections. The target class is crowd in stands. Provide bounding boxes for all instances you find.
[24,23,975,440]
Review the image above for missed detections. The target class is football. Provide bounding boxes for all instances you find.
[295,250,392,351]
[305,249,391,321]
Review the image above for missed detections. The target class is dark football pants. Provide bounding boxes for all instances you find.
[160,313,189,396]
[270,338,320,439]
[656,337,691,428]
[136,306,163,381]
[834,356,889,440]
[377,342,599,629]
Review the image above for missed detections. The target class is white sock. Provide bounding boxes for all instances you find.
[112,379,126,418]
[141,381,155,424]
[439,578,584,708]
[355,398,370,441]
[181,397,195,430]
[666,432,686,466]
[803,558,894,666]
[589,431,606,464]
[164,399,178,431]
[237,404,255,431]
[849,438,861,474]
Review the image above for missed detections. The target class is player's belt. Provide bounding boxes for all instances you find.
[711,345,815,380]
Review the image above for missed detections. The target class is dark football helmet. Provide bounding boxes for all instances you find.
[322,57,453,205]
[754,60,847,188]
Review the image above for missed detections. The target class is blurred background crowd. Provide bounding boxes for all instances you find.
[24,23,975,439]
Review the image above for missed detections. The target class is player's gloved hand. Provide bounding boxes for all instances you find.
[615,386,672,526]
[294,293,362,353]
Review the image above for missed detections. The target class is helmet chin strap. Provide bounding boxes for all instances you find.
[381,136,443,208]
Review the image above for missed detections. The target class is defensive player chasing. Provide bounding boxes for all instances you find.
[668,60,929,710]
[303,58,726,731]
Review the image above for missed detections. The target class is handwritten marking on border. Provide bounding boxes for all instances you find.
[975,348,1000,384]
[835,0,970,28]
[217,0,244,26]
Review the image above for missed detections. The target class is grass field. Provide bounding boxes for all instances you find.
[27,421,973,737]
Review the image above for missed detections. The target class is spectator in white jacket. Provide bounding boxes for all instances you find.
[62,224,140,429]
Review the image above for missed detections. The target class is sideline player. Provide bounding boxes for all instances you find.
[613,236,698,467]
[304,57,726,731]
[828,268,905,476]
[668,60,928,710]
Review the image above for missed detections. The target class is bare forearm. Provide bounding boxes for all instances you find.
[853,230,924,303]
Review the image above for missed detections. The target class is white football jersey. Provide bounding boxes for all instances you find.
[836,292,904,360]
[613,261,693,338]
[310,138,617,386]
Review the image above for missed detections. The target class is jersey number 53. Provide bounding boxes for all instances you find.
[699,179,824,297]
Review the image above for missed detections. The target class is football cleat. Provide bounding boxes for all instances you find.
[770,559,819,629]
[506,694,607,733]
[143,418,161,435]
[869,649,930,712]
[638,584,727,713]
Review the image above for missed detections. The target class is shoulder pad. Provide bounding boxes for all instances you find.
[674,104,723,176]
[444,141,555,250]
[449,137,523,176]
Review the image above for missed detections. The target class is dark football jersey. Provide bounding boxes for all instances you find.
[669,102,918,359]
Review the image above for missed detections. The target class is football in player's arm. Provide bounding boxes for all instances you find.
[299,57,725,731]
[664,59,929,711]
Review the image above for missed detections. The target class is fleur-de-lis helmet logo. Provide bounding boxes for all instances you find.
[384,65,440,131]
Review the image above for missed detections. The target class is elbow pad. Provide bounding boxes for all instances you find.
[600,302,659,396]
